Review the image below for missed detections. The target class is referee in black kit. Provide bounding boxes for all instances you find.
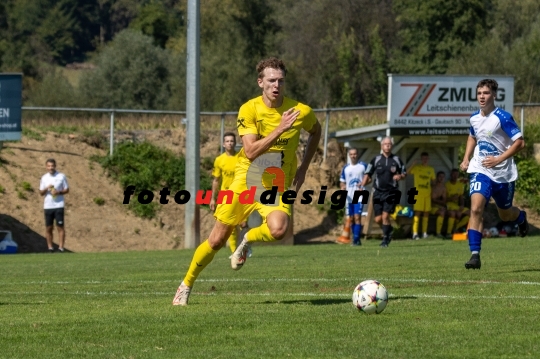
[360,136,406,247]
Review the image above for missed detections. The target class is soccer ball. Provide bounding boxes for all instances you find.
[352,279,388,314]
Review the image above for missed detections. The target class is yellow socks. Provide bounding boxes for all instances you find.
[228,227,238,253]
[422,217,429,235]
[456,216,469,230]
[246,223,275,242]
[436,216,444,235]
[447,218,456,234]
[413,215,420,235]
[183,240,218,287]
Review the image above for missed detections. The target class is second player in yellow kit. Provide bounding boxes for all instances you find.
[210,132,247,254]
[408,152,436,239]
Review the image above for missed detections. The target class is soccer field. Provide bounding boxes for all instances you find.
[1,237,539,359]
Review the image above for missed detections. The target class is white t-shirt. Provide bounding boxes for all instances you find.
[39,172,69,209]
[467,107,522,183]
[340,162,367,203]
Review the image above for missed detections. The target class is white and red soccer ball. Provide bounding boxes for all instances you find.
[352,279,389,314]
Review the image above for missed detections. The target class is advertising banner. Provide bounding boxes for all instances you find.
[387,75,514,136]
[0,74,23,141]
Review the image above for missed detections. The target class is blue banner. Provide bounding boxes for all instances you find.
[0,74,22,141]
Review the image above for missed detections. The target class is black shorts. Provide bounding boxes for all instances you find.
[373,190,397,216]
[44,208,65,227]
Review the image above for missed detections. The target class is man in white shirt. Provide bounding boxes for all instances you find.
[39,159,69,253]
[460,79,528,269]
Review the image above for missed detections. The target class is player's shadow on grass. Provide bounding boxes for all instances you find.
[389,295,418,300]
[266,298,351,305]
[511,268,540,273]
[0,214,69,253]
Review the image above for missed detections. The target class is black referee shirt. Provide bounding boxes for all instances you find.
[365,153,406,192]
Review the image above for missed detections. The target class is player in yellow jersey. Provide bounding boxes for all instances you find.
[445,169,470,234]
[430,171,448,238]
[209,132,249,256]
[407,152,436,239]
[173,57,322,305]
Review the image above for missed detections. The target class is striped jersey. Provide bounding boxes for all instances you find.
[467,107,522,182]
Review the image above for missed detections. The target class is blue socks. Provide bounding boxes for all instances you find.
[468,229,482,253]
[515,210,525,225]
[352,224,362,242]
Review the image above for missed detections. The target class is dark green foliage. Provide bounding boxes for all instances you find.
[130,2,182,48]
[392,0,488,74]
[2,0,539,110]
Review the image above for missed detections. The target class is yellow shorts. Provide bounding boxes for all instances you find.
[430,205,445,215]
[413,195,431,212]
[214,192,291,226]
[447,203,469,213]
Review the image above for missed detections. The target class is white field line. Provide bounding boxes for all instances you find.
[1,291,540,301]
[2,277,540,286]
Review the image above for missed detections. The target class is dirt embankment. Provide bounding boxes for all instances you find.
[0,128,347,253]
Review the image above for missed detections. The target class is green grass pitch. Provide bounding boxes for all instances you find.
[1,236,539,358]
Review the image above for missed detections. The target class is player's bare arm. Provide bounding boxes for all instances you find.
[360,174,372,187]
[49,187,68,196]
[292,121,321,192]
[482,137,525,169]
[209,176,220,211]
[406,160,417,173]
[460,135,477,171]
[242,108,300,161]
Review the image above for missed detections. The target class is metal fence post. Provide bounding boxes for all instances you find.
[220,113,225,154]
[520,106,524,136]
[110,110,115,156]
[323,109,330,161]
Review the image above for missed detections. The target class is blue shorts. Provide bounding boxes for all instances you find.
[346,202,363,217]
[469,173,515,210]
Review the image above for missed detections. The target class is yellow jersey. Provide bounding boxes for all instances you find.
[229,96,317,194]
[445,181,465,206]
[409,165,435,196]
[212,152,238,190]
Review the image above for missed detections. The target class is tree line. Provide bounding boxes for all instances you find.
[1,0,539,111]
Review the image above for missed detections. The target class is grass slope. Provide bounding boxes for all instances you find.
[1,237,539,358]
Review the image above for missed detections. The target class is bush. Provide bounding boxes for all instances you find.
[95,141,212,218]
[93,197,105,206]
[516,158,540,213]
[79,30,170,110]
[21,181,33,192]
[26,69,80,107]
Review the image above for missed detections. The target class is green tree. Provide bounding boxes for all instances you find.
[392,0,488,74]
[272,0,397,107]
[130,1,182,48]
[79,29,170,109]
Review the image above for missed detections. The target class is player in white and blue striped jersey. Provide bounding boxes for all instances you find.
[338,148,367,245]
[460,79,529,269]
